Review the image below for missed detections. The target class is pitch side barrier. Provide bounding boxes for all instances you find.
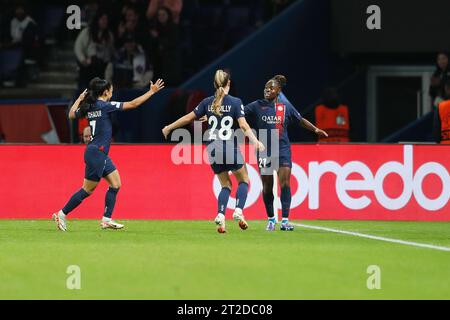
[0,143,448,220]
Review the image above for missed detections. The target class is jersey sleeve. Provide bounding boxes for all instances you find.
[286,102,302,122]
[193,99,207,118]
[244,102,254,116]
[235,99,245,119]
[104,101,124,113]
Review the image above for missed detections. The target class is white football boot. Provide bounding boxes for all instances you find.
[232,208,248,230]
[101,218,124,230]
[214,214,226,233]
[52,211,67,232]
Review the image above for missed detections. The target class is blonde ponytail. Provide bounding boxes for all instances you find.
[211,69,230,116]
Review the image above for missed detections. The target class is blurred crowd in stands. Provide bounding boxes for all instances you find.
[0,2,41,86]
[0,0,294,89]
[429,52,450,108]
[1,1,450,145]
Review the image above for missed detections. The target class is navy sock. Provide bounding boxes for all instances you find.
[281,186,292,219]
[262,189,274,218]
[218,187,231,215]
[62,189,90,215]
[235,182,249,210]
[104,187,120,218]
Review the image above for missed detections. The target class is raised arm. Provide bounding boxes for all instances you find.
[238,117,265,151]
[162,112,198,140]
[122,79,165,110]
[300,118,328,138]
[68,89,88,120]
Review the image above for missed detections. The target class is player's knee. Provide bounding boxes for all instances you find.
[262,184,273,195]
[110,181,121,189]
[82,186,95,195]
[223,182,232,190]
[280,180,290,188]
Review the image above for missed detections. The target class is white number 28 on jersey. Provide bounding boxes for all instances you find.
[208,115,233,140]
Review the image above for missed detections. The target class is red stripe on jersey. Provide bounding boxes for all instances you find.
[275,103,286,135]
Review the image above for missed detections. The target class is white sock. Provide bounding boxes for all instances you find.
[234,208,242,215]
[58,210,66,219]
[102,217,111,222]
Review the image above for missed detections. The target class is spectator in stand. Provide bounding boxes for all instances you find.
[74,11,116,89]
[80,0,100,29]
[146,0,183,24]
[114,32,153,88]
[10,4,37,46]
[10,4,39,60]
[433,80,450,144]
[429,52,450,108]
[314,88,351,143]
[4,4,41,86]
[116,5,146,49]
[148,6,181,85]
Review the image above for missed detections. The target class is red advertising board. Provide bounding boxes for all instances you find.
[0,144,449,220]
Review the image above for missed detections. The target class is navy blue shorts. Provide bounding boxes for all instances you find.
[258,147,292,175]
[208,146,245,174]
[84,145,117,182]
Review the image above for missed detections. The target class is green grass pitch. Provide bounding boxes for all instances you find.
[1,220,449,299]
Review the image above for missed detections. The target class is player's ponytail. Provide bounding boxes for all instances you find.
[78,77,112,117]
[272,75,287,89]
[211,70,230,116]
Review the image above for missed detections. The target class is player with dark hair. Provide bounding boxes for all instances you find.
[52,77,165,231]
[245,75,328,231]
[162,70,265,233]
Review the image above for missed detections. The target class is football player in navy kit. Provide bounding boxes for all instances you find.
[245,75,328,231]
[52,77,165,231]
[162,70,264,233]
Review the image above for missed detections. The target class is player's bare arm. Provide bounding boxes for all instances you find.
[300,118,328,138]
[162,111,197,140]
[68,89,88,120]
[122,79,165,110]
[237,117,265,152]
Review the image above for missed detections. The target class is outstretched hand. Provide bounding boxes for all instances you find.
[150,79,165,95]
[162,126,171,140]
[315,128,328,138]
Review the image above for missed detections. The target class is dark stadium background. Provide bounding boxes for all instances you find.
[0,0,448,144]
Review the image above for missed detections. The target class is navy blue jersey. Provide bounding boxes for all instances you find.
[193,94,245,150]
[76,100,124,154]
[244,98,302,157]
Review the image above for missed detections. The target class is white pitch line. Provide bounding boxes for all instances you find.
[293,223,450,252]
